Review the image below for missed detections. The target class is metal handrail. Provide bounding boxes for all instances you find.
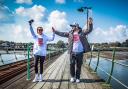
[88,53,128,68]
[90,62,128,89]
[103,58,128,67]
[88,48,128,89]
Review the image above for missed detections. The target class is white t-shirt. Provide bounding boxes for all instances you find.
[72,32,83,52]
[30,26,55,56]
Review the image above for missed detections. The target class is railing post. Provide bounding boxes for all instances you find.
[49,49,51,60]
[88,45,94,66]
[27,43,31,80]
[88,49,92,66]
[106,48,116,84]
[94,49,100,72]
[0,54,4,65]
[14,49,17,60]
[6,47,9,54]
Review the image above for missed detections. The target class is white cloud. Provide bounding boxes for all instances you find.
[0,24,32,42]
[0,6,14,23]
[15,5,46,21]
[0,5,69,43]
[16,0,32,4]
[74,0,84,3]
[46,10,69,31]
[0,5,127,44]
[55,0,65,4]
[88,25,128,43]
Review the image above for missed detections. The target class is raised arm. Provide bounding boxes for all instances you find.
[52,27,69,38]
[46,32,55,41]
[83,17,93,35]
[29,20,37,39]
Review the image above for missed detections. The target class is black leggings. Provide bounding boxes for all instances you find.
[34,55,45,74]
[70,52,83,79]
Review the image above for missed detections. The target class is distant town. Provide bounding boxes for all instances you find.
[0,39,128,51]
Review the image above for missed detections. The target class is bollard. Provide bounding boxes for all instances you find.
[106,48,116,84]
[0,54,4,65]
[27,44,31,80]
[14,50,17,60]
[94,49,100,72]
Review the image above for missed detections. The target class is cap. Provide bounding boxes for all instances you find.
[70,23,82,30]
[70,23,79,27]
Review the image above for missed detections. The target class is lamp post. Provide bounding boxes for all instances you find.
[77,6,92,29]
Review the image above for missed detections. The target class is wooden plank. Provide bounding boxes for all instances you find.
[76,68,86,89]
[82,64,103,89]
[32,52,67,89]
[41,54,66,89]
[2,65,35,89]
[22,59,55,89]
[81,66,94,89]
[59,55,70,89]
[52,55,67,89]
[31,56,62,89]
[3,59,53,89]
[0,61,34,89]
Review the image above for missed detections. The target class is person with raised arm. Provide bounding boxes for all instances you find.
[28,19,55,82]
[52,17,93,83]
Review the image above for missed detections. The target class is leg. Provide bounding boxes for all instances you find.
[76,53,83,79]
[34,55,39,74]
[38,56,45,82]
[40,56,45,74]
[70,54,76,78]
[33,55,39,82]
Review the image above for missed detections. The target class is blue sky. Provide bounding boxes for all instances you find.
[3,0,128,27]
[0,0,128,43]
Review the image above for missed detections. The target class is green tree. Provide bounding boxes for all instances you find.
[57,40,65,48]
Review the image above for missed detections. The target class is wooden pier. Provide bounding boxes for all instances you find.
[0,52,108,89]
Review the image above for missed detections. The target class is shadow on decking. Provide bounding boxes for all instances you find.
[41,79,105,83]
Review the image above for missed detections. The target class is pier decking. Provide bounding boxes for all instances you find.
[0,52,107,89]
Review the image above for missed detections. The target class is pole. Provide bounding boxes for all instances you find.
[49,49,50,60]
[27,44,31,80]
[94,49,100,72]
[87,9,89,30]
[106,48,116,84]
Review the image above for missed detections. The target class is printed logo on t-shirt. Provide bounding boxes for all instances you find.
[73,34,80,42]
[38,38,43,46]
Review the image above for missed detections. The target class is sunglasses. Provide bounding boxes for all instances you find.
[37,28,43,31]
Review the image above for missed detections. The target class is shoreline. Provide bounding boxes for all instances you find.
[86,51,128,60]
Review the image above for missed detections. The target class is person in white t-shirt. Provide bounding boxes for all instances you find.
[28,19,55,82]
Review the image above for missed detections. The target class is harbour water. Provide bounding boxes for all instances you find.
[88,57,128,89]
[0,50,56,66]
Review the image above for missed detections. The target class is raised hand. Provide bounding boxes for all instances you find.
[52,27,55,32]
[28,19,34,25]
[88,17,93,24]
